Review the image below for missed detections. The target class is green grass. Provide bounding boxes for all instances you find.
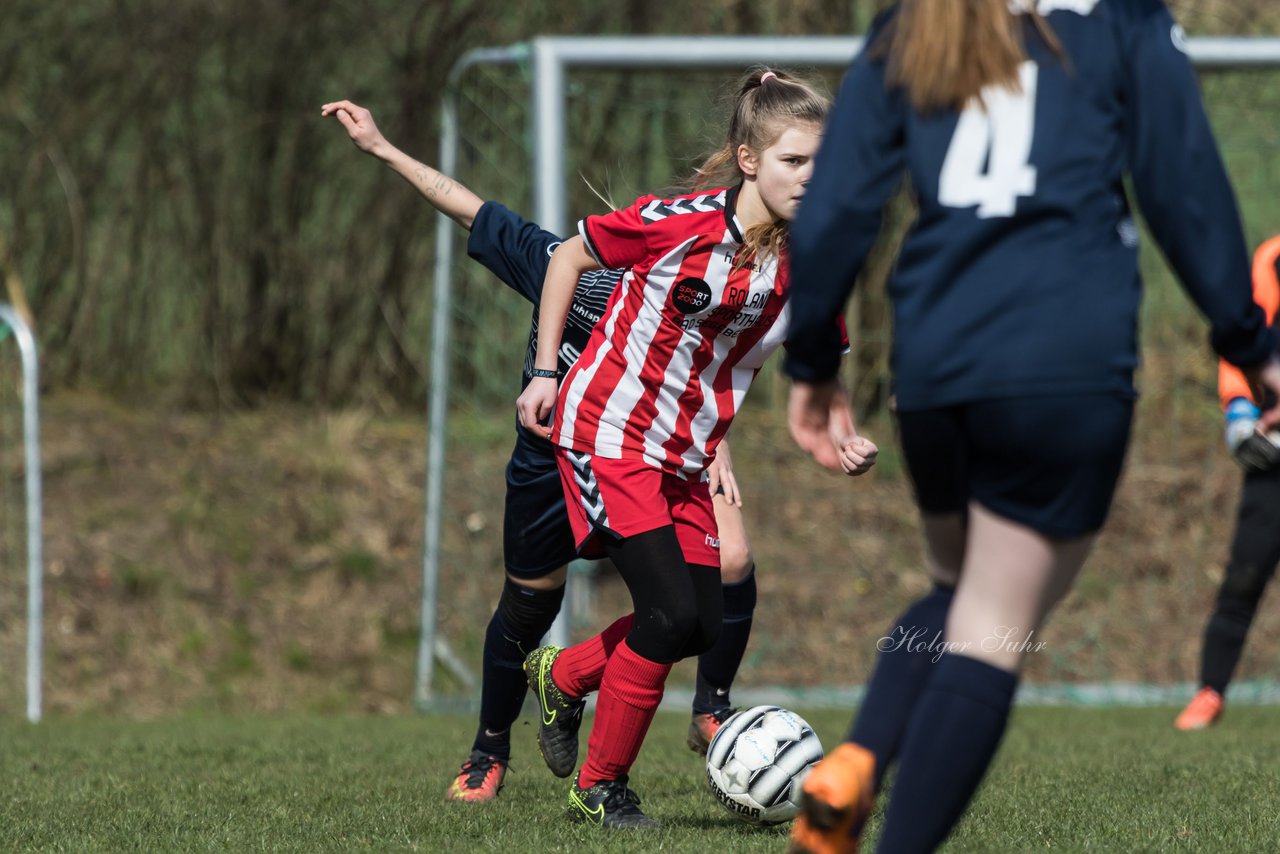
[0,708,1277,851]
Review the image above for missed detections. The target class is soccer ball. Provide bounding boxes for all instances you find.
[705,705,824,826]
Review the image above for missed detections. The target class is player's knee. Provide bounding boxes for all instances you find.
[677,611,722,660]
[1218,560,1270,610]
[930,564,961,588]
[509,565,568,591]
[632,600,703,662]
[496,576,565,644]
[681,629,720,659]
[719,541,754,583]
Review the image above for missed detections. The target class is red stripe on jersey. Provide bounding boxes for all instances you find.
[622,234,720,462]
[553,186,792,476]
[558,268,648,451]
[705,280,787,453]
[660,257,755,464]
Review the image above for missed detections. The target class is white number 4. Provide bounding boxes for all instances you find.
[938,61,1039,218]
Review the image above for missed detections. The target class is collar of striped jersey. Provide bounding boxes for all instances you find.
[724,184,745,244]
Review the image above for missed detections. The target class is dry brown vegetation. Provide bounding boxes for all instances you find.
[2,385,1278,718]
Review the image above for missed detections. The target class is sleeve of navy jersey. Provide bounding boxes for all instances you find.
[784,17,905,383]
[578,195,663,271]
[1122,0,1274,366]
[465,201,563,306]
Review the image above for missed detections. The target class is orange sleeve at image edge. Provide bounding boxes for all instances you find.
[1218,235,1280,410]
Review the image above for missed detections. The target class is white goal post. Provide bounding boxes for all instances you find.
[0,303,43,723]
[416,34,1280,708]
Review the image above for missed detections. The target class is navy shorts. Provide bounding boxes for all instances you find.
[503,424,582,578]
[896,394,1134,539]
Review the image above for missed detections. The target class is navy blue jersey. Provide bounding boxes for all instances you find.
[467,201,624,387]
[785,0,1275,410]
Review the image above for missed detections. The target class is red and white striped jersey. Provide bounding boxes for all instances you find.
[553,185,790,477]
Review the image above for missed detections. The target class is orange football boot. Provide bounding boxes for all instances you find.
[446,750,508,802]
[687,707,737,755]
[788,742,876,854]
[1174,687,1224,731]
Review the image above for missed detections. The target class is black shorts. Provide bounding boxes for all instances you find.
[503,424,581,578]
[896,394,1133,539]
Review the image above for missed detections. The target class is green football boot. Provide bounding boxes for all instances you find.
[523,645,586,778]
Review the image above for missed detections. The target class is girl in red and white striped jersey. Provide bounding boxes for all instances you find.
[516,68,877,829]
[320,98,768,802]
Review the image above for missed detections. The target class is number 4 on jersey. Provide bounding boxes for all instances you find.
[939,61,1039,218]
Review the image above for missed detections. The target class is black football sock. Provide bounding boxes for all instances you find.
[694,569,756,714]
[474,579,564,759]
[473,609,522,760]
[875,654,1018,854]
[849,583,954,789]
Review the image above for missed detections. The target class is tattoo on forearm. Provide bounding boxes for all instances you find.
[419,168,456,199]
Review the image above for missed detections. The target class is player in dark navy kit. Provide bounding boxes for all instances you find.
[319,99,762,802]
[780,2,1280,852]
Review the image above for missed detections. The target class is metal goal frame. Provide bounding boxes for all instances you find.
[415,34,1280,708]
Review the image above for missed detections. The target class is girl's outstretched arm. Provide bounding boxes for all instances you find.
[321,99,483,230]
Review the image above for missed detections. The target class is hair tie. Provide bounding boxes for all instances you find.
[759,71,778,84]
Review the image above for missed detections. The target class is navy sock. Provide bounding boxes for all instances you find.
[472,612,525,759]
[694,570,756,714]
[849,584,954,788]
[875,654,1018,854]
[473,580,564,759]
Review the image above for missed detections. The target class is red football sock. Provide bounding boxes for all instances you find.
[577,639,672,788]
[552,613,635,698]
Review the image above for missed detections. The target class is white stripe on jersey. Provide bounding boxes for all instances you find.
[559,232,708,471]
[737,258,790,372]
[680,258,788,470]
[556,271,633,451]
[557,190,788,476]
[679,342,728,471]
[638,237,738,469]
[591,237,701,465]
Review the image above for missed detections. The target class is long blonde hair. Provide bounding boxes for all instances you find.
[876,0,1062,113]
[690,68,830,266]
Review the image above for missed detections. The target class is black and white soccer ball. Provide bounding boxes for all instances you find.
[705,705,824,826]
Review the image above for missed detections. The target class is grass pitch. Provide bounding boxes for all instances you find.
[0,707,1277,851]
